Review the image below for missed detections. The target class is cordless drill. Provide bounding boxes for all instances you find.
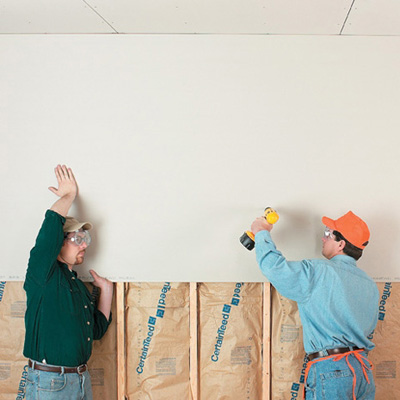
[240,207,279,250]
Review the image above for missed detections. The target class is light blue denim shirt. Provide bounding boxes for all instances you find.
[255,230,379,353]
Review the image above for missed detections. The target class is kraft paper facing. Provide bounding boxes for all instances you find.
[125,282,191,400]
[370,282,400,399]
[0,282,28,400]
[198,283,263,400]
[271,287,305,400]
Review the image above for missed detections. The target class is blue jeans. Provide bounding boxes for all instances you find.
[305,351,375,400]
[25,364,93,400]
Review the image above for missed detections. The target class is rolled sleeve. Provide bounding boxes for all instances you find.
[93,309,112,340]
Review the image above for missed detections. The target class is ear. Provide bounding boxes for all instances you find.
[337,240,346,251]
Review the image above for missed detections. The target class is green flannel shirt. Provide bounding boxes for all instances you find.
[23,210,111,367]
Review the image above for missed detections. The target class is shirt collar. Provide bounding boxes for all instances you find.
[330,254,357,267]
[57,260,78,276]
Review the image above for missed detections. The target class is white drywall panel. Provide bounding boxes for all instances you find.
[0,0,114,33]
[343,0,400,36]
[1,35,400,282]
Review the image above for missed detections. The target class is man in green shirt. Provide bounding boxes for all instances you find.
[24,164,113,400]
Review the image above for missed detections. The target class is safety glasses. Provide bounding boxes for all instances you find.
[66,230,92,247]
[323,227,335,240]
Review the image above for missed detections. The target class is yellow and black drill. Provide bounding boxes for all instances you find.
[240,207,279,250]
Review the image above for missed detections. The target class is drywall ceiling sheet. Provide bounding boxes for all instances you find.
[1,35,400,282]
[343,0,400,35]
[259,0,352,34]
[77,0,351,34]
[0,0,114,33]
[84,0,270,33]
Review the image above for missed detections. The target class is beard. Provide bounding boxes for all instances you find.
[75,251,85,265]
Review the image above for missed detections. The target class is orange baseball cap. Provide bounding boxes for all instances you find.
[322,211,370,249]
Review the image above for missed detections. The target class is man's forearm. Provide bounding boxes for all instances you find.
[50,194,75,217]
[97,284,114,321]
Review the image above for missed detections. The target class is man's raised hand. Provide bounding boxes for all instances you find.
[49,165,78,200]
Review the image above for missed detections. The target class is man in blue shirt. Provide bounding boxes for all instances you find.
[251,211,379,399]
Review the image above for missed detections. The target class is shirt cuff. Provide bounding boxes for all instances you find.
[96,308,112,325]
[45,209,66,225]
[255,230,273,245]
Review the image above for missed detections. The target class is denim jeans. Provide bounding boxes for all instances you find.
[305,351,375,400]
[25,364,93,400]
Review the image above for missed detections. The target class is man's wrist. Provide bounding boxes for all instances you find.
[61,193,77,201]
[98,281,114,292]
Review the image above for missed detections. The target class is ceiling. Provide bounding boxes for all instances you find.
[0,0,399,35]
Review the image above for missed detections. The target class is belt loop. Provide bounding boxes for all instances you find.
[61,366,65,375]
[31,360,36,369]
[81,370,86,398]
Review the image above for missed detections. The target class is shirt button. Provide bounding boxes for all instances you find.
[87,321,90,325]
[88,337,91,341]
[72,277,75,280]
[84,305,88,309]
